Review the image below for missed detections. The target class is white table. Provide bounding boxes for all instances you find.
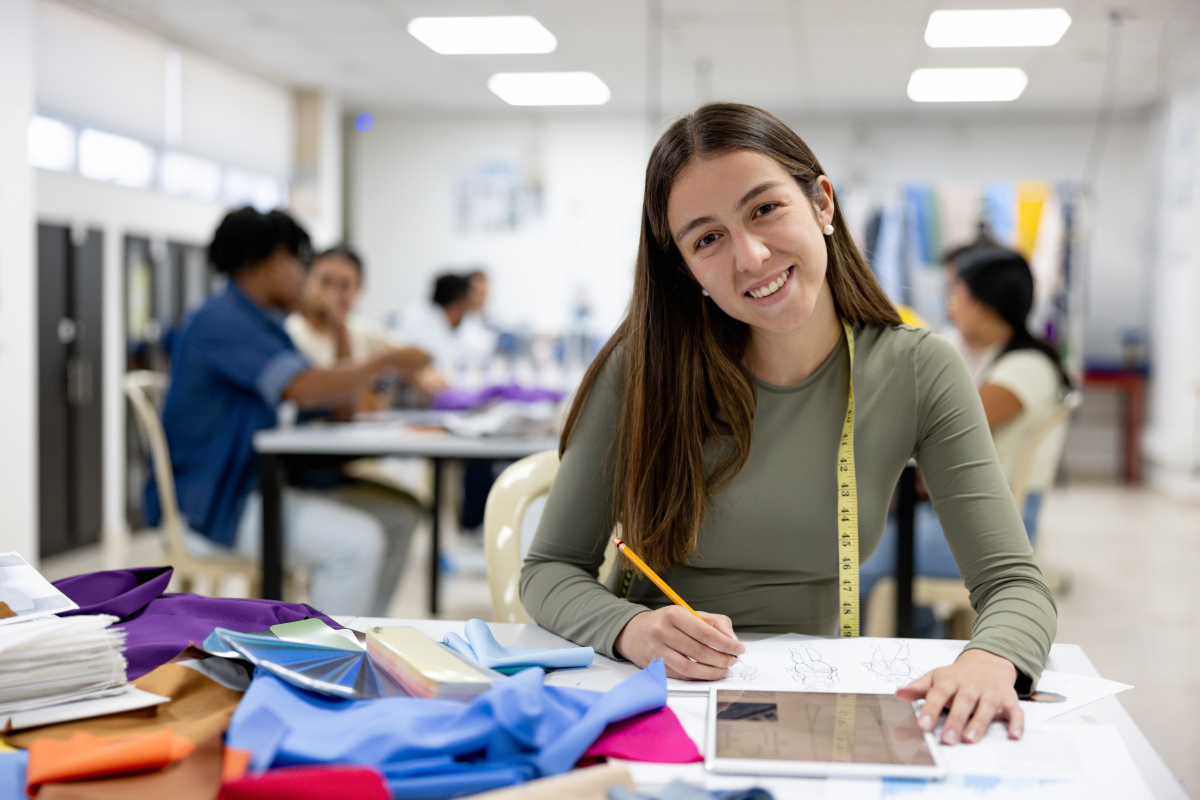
[254,420,556,613]
[335,617,1190,800]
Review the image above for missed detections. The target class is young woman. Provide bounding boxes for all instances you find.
[520,104,1056,747]
[860,246,1071,633]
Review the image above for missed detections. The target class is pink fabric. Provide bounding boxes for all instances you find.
[579,706,702,764]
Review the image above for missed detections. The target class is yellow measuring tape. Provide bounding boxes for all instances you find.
[837,319,859,638]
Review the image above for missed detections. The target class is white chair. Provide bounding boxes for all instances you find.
[482,450,617,623]
[865,390,1083,638]
[124,371,261,596]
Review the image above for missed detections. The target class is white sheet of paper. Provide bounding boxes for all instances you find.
[1,685,169,731]
[666,636,1132,730]
[0,552,78,625]
[825,724,1153,799]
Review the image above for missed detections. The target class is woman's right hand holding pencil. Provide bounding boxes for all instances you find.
[614,607,745,680]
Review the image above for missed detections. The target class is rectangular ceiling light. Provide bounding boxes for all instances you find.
[925,9,1071,47]
[488,72,611,106]
[408,16,556,54]
[908,68,1028,102]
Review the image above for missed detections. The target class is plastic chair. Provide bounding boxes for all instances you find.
[124,371,261,596]
[482,450,617,623]
[865,390,1083,638]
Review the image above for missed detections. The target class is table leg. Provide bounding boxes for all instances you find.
[895,464,917,638]
[429,457,443,616]
[258,453,284,600]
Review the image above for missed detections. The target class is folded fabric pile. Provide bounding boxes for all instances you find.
[0,614,127,715]
[444,618,594,674]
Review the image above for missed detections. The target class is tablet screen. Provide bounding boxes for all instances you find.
[714,690,937,767]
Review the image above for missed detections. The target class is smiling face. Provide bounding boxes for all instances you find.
[667,149,836,343]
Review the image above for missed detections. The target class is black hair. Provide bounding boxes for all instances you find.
[432,273,472,308]
[955,246,1071,389]
[314,245,364,280]
[208,206,312,276]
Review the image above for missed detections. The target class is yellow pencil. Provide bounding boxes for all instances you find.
[612,536,705,622]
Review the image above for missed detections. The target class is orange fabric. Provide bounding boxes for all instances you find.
[26,729,195,796]
[221,748,251,783]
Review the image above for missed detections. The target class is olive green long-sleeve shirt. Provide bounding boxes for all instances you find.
[520,324,1056,684]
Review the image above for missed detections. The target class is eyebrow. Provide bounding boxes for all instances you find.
[673,180,786,244]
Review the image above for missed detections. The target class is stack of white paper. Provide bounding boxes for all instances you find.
[0,613,129,715]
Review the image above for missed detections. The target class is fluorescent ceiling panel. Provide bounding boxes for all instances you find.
[78,128,156,188]
[488,72,611,106]
[925,9,1072,48]
[907,68,1028,102]
[28,116,77,172]
[408,16,556,54]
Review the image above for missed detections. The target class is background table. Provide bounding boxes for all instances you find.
[254,420,557,614]
[334,617,1189,800]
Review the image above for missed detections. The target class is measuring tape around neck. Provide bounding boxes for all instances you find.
[837,319,859,638]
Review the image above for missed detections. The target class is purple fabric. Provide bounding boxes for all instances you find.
[55,567,342,680]
[430,384,565,411]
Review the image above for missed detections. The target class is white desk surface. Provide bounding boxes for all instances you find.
[335,617,1189,800]
[254,422,556,459]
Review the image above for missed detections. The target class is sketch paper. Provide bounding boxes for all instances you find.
[668,636,1132,730]
[0,552,78,625]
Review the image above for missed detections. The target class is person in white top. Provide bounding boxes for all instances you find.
[861,245,1072,618]
[287,247,444,410]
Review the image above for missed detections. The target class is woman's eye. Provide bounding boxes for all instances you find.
[695,232,720,250]
[754,202,779,218]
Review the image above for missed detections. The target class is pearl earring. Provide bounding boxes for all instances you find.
[823,223,834,236]
[701,289,710,297]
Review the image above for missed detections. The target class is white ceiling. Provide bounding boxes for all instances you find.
[62,0,1194,118]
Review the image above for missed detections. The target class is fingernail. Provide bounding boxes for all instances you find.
[919,715,933,731]
[964,729,978,743]
[722,669,731,679]
[735,644,746,655]
[1014,728,1023,740]
[943,729,958,745]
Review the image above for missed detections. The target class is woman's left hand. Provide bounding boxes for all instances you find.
[895,648,1023,745]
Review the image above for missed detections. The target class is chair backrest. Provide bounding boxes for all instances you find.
[123,371,188,560]
[1009,389,1084,510]
[483,450,618,623]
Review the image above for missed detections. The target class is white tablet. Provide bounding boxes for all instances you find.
[705,687,947,779]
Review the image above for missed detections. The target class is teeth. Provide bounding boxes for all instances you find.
[749,268,790,298]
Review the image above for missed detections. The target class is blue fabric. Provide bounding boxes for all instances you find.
[860,493,1043,597]
[226,659,668,800]
[0,751,27,800]
[872,198,906,303]
[443,619,594,673]
[984,181,1016,245]
[145,283,310,547]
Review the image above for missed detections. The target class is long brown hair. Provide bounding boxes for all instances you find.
[561,103,901,572]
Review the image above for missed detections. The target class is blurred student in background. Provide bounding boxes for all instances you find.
[147,207,432,616]
[860,245,1072,620]
[458,269,499,360]
[287,246,444,409]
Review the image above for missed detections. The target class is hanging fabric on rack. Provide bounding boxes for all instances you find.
[936,183,984,251]
[983,181,1017,245]
[871,196,906,303]
[1027,190,1066,338]
[1016,181,1053,258]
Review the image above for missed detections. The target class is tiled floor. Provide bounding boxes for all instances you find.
[41,482,1198,796]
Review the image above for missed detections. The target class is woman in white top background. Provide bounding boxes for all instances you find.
[860,245,1072,614]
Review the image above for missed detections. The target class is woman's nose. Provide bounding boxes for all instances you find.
[731,231,770,272]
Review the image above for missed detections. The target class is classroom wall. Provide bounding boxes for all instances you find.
[0,0,39,563]
[345,110,1155,361]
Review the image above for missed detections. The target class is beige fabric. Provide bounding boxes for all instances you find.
[520,324,1056,684]
[984,350,1068,493]
[284,313,392,368]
